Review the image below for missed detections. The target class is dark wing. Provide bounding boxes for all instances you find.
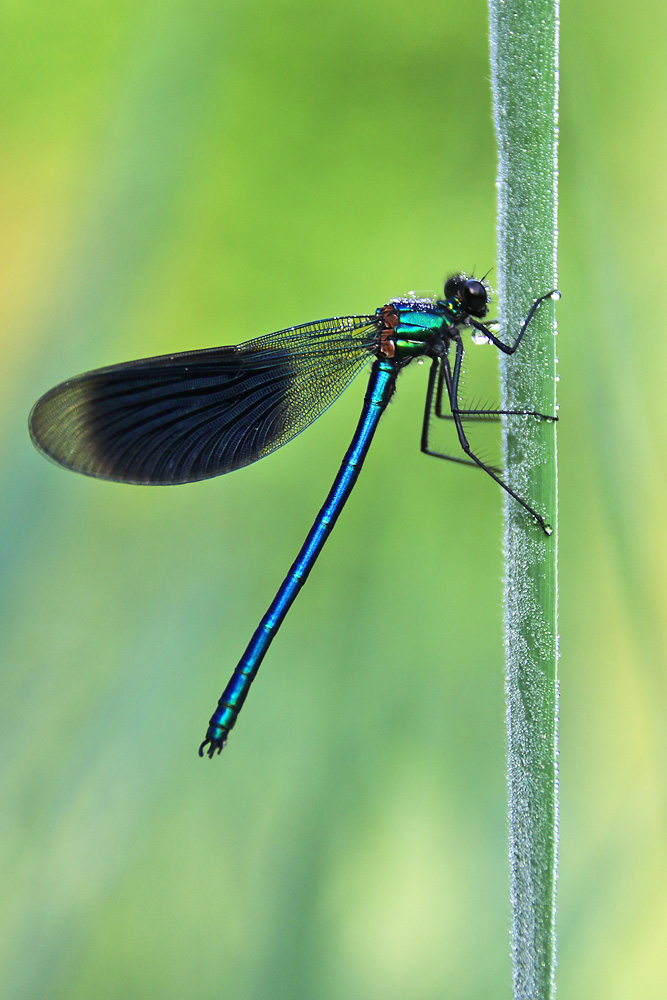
[29,315,379,484]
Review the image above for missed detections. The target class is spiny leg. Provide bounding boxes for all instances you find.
[437,406,557,420]
[447,339,552,535]
[422,358,550,476]
[431,360,500,422]
[421,356,484,469]
[433,323,557,424]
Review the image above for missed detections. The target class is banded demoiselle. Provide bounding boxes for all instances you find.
[29,275,558,757]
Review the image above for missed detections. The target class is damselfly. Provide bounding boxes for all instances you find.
[29,275,559,757]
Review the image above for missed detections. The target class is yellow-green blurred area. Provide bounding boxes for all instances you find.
[2,1,665,997]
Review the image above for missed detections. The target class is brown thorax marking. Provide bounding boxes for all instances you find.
[378,303,399,358]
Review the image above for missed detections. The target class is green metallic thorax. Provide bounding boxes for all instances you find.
[379,298,458,363]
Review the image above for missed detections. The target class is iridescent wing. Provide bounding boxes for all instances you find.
[29,316,379,484]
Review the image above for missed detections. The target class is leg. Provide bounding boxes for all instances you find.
[469,288,559,356]
[420,357,483,468]
[433,334,557,424]
[436,406,557,421]
[446,339,552,535]
[431,358,502,421]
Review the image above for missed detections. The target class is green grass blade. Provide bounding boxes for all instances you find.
[488,0,560,997]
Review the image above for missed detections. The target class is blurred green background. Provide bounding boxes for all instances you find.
[2,1,665,998]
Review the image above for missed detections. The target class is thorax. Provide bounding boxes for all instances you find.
[376,296,455,362]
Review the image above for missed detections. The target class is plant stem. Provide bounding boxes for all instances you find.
[488,0,559,997]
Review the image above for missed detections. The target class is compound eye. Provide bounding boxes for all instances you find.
[462,279,488,317]
[444,274,465,300]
